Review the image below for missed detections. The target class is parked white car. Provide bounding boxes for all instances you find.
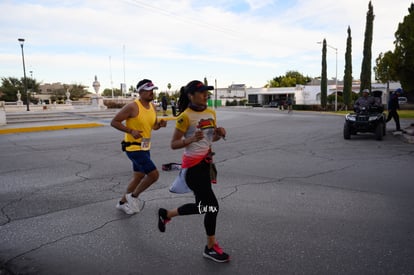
[398,97,407,104]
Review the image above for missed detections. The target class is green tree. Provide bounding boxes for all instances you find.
[0,76,40,102]
[328,93,343,105]
[285,70,311,85]
[343,26,353,110]
[359,1,374,94]
[48,84,88,103]
[50,89,66,103]
[268,76,282,87]
[280,77,296,87]
[203,77,215,100]
[268,70,311,87]
[102,88,122,97]
[27,78,40,95]
[374,51,398,92]
[321,39,328,109]
[0,77,22,101]
[394,3,414,94]
[67,84,89,101]
[157,92,169,103]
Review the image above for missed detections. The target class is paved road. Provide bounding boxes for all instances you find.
[1,108,413,275]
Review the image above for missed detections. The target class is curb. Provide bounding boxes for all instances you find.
[401,133,414,144]
[0,123,104,135]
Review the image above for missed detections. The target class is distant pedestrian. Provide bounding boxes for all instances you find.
[111,79,167,214]
[157,80,230,263]
[287,98,293,113]
[170,98,177,116]
[161,95,168,116]
[386,88,402,132]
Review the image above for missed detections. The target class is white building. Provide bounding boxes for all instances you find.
[241,82,402,107]
[214,84,247,105]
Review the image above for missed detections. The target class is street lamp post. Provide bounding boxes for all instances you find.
[214,78,217,109]
[18,38,29,111]
[318,41,338,111]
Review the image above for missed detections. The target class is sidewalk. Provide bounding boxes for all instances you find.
[0,109,117,134]
[0,109,177,135]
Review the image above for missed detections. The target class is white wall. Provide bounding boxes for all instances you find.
[0,102,6,125]
[246,83,400,106]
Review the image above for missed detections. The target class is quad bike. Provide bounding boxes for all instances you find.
[343,91,386,141]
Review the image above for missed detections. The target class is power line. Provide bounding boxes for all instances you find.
[122,0,240,39]
[121,0,306,58]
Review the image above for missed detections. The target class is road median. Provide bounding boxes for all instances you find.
[0,122,104,134]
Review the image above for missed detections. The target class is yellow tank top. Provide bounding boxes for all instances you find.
[124,99,156,151]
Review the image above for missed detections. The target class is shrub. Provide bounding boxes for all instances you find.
[104,101,126,109]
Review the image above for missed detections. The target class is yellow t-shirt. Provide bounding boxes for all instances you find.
[124,99,156,151]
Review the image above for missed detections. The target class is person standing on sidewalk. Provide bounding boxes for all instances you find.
[386,88,402,132]
[111,79,167,214]
[170,97,177,116]
[161,95,168,116]
[287,97,293,113]
[157,80,230,263]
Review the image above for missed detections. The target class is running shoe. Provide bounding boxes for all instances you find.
[203,243,230,263]
[116,201,134,215]
[157,208,170,232]
[126,193,141,213]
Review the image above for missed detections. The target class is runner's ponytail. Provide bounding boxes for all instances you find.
[177,86,189,115]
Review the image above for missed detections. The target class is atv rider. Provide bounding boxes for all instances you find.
[354,89,380,112]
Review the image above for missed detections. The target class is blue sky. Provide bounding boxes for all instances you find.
[0,0,411,93]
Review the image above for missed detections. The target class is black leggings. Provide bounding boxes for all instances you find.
[177,160,219,236]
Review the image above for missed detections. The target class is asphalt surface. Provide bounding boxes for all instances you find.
[1,108,414,275]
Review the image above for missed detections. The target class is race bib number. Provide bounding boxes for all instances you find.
[141,138,151,150]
